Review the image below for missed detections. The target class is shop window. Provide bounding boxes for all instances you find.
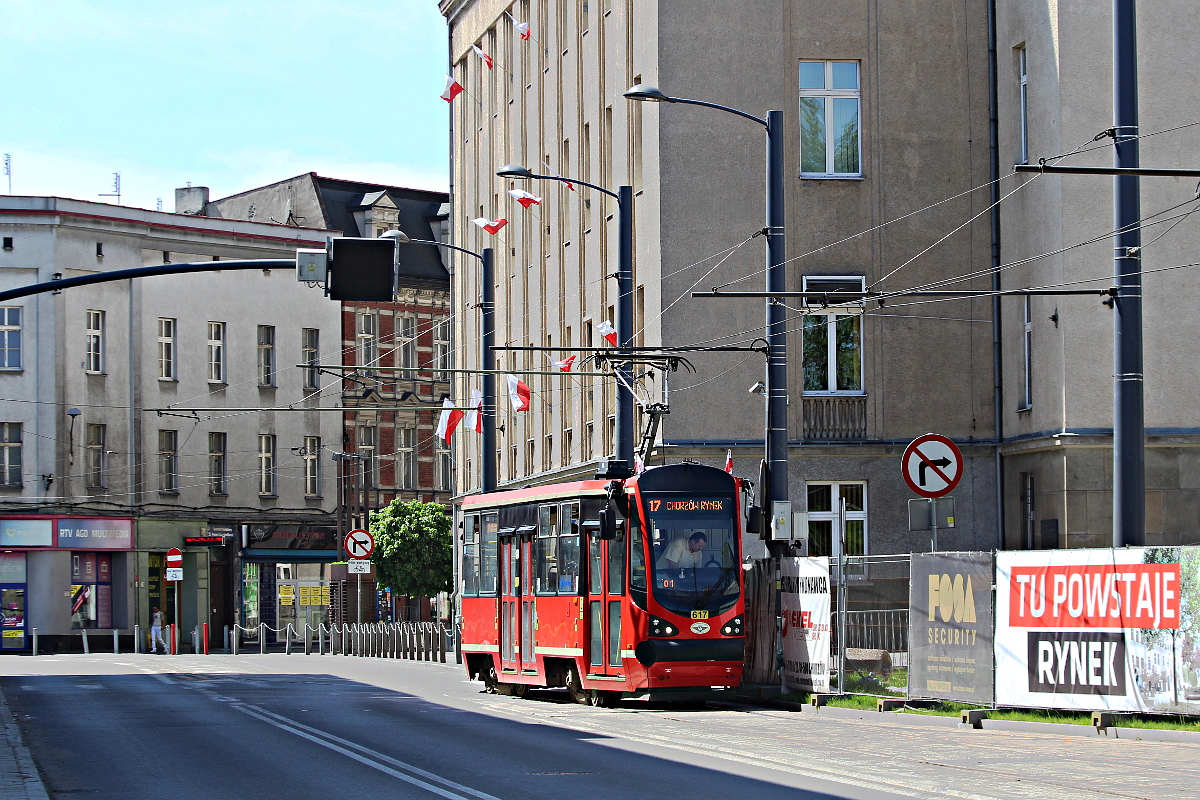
[70,552,113,629]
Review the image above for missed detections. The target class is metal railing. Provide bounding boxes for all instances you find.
[230,620,451,662]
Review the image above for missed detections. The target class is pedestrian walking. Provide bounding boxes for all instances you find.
[150,606,168,654]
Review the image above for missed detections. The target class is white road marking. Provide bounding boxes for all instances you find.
[229,703,501,800]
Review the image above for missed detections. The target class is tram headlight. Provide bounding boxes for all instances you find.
[721,616,744,636]
[649,616,676,637]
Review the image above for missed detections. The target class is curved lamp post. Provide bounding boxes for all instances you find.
[497,164,635,478]
[383,229,497,492]
[625,84,789,542]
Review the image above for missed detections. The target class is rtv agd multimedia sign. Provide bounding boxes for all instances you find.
[996,548,1199,712]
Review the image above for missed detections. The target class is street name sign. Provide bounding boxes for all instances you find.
[902,434,963,499]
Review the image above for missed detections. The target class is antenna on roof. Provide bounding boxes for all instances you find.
[99,172,121,205]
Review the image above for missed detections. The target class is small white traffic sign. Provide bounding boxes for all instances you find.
[347,559,371,574]
[166,568,183,582]
[902,434,963,499]
[165,548,183,581]
[345,529,375,559]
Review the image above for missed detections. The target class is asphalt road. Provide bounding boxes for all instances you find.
[2,654,1198,800]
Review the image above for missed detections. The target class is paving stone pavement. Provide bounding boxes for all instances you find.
[0,686,48,800]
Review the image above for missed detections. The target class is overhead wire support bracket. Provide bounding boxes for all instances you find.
[1015,164,1200,178]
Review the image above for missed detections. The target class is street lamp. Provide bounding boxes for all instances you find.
[496,164,635,478]
[625,84,789,545]
[381,229,497,493]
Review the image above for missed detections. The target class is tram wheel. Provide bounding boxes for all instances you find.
[586,690,609,707]
[512,684,528,698]
[483,664,499,694]
[564,667,587,704]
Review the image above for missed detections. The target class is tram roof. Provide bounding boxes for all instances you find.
[460,479,612,509]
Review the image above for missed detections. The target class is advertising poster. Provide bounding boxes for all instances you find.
[996,547,1200,712]
[781,556,831,693]
[908,552,994,703]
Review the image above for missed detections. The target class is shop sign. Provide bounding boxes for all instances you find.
[908,551,994,703]
[0,519,53,548]
[184,536,228,546]
[245,524,337,551]
[0,553,26,583]
[57,519,133,549]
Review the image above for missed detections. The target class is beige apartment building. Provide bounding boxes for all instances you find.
[441,0,1002,557]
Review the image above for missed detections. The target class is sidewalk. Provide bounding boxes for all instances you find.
[0,686,48,800]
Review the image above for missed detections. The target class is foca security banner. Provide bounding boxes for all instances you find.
[908,552,994,703]
[996,547,1200,712]
[781,556,831,693]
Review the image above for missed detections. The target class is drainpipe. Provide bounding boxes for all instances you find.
[987,0,1006,550]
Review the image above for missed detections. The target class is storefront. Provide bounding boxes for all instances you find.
[0,516,134,653]
[239,523,338,643]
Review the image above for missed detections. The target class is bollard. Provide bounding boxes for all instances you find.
[260,623,266,655]
[439,624,446,663]
[232,627,239,656]
[203,623,210,655]
[81,628,90,654]
[113,628,119,654]
[170,623,177,655]
[31,628,37,656]
[134,624,141,654]
[191,627,198,654]
[285,624,292,655]
[224,625,229,654]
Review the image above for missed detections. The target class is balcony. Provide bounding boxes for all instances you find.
[802,395,867,440]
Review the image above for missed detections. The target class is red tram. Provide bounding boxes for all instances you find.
[458,462,746,705]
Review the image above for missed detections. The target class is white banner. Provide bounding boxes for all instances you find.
[781,556,831,693]
[996,547,1194,712]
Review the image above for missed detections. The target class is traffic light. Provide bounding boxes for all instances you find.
[327,237,396,302]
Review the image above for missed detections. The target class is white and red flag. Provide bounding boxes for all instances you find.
[436,398,465,442]
[514,20,531,40]
[508,188,542,208]
[472,217,508,235]
[441,75,464,103]
[596,320,618,347]
[472,44,494,69]
[465,389,484,433]
[507,374,531,411]
[724,449,734,474]
[552,355,576,372]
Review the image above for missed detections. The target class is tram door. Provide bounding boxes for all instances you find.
[585,519,627,676]
[519,531,537,671]
[499,531,519,672]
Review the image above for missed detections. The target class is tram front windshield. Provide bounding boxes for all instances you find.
[645,503,739,616]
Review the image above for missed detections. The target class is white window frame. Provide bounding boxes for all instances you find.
[85,423,106,488]
[302,328,320,390]
[805,481,868,572]
[396,426,415,489]
[358,425,377,489]
[1020,295,1033,410]
[0,307,22,370]
[0,423,21,486]
[303,436,321,496]
[209,432,227,495]
[257,325,275,387]
[798,60,862,178]
[157,318,176,381]
[801,276,865,395]
[433,319,451,380]
[85,310,105,374]
[435,439,452,492]
[357,313,378,373]
[207,322,226,384]
[1017,45,1029,165]
[258,433,276,495]
[158,429,178,493]
[398,314,418,378]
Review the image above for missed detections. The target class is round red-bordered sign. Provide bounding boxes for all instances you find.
[902,433,963,499]
[345,529,375,559]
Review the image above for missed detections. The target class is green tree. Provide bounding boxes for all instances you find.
[369,499,452,599]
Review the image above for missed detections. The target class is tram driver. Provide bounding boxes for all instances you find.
[656,531,708,571]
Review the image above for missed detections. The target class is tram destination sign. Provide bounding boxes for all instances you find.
[643,497,729,514]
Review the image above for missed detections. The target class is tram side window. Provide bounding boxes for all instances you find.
[608,518,626,596]
[629,515,646,604]
[479,513,499,595]
[462,515,479,597]
[535,505,559,594]
[557,503,580,594]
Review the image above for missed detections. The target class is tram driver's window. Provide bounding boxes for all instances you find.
[479,514,499,595]
[557,503,580,594]
[462,514,479,596]
[536,505,558,594]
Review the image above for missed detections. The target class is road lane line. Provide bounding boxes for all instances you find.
[229,703,501,800]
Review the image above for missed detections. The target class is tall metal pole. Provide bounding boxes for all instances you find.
[615,186,635,472]
[1112,0,1144,547]
[481,247,497,492]
[765,110,790,547]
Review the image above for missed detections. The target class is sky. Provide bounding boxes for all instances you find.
[0,0,450,211]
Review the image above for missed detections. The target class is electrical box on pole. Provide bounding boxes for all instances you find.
[327,237,397,302]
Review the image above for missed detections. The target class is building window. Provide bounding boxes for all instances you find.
[209,432,227,494]
[0,423,21,486]
[1020,295,1033,410]
[1017,45,1029,165]
[258,434,276,495]
[802,275,864,394]
[157,318,176,381]
[257,325,275,387]
[398,315,417,378]
[433,319,451,380]
[207,322,226,383]
[357,313,378,373]
[2,237,12,250]
[303,436,321,496]
[158,429,178,493]
[436,440,452,492]
[396,426,415,489]
[358,425,377,489]
[0,307,21,370]
[805,482,867,561]
[543,433,554,472]
[799,60,861,177]
[85,423,106,488]
[95,242,104,258]
[85,310,105,374]
[302,328,320,390]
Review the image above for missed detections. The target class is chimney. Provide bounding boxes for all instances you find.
[174,185,210,215]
